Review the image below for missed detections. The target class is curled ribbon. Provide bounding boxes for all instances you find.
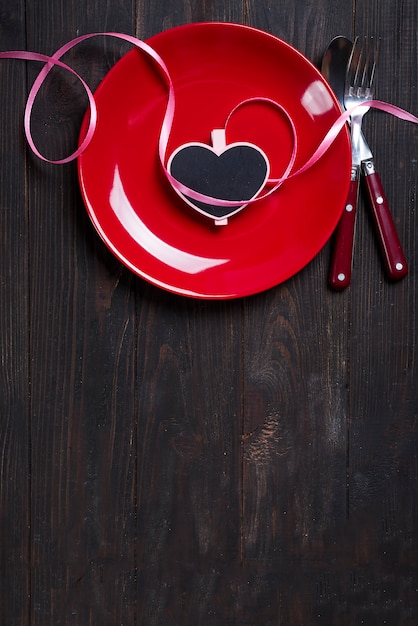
[1,31,418,207]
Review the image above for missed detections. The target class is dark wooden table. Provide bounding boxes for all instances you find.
[1,1,417,624]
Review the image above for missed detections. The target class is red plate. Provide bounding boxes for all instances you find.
[78,22,350,299]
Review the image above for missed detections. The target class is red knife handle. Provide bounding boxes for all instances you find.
[362,162,408,280]
[329,176,359,290]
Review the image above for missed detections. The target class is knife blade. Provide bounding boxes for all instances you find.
[322,36,408,287]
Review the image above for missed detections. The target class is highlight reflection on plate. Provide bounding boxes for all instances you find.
[78,22,351,299]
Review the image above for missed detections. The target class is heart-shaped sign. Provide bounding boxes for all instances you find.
[167,129,270,225]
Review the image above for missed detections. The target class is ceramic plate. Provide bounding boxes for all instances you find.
[78,22,351,298]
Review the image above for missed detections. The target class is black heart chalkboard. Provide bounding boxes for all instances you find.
[168,140,269,223]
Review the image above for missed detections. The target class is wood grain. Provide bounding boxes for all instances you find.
[134,294,243,624]
[0,0,418,624]
[0,4,30,624]
[240,2,353,623]
[345,2,418,623]
[24,1,139,624]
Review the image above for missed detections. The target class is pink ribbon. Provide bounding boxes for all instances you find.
[0,33,174,165]
[1,32,418,206]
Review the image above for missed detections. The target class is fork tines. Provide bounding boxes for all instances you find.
[347,36,381,95]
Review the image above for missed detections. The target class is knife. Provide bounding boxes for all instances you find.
[322,36,408,288]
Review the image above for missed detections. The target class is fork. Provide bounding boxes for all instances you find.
[329,37,374,289]
[328,37,376,289]
[344,36,377,177]
[329,36,408,288]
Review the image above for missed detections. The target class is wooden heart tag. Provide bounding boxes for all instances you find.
[167,129,270,225]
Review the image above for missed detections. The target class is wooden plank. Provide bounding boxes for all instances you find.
[346,2,418,623]
[133,5,247,623]
[24,2,139,624]
[0,3,30,624]
[134,295,244,624]
[240,1,357,622]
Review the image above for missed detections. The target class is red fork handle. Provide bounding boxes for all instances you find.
[329,175,359,290]
[362,161,408,280]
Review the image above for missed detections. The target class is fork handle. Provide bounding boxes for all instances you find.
[362,160,408,280]
[329,173,359,290]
